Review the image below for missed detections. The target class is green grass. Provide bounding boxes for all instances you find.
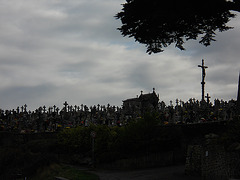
[31,164,98,180]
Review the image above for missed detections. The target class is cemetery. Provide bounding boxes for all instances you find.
[0,60,240,179]
[0,89,238,133]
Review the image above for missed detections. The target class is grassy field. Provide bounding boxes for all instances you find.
[31,163,98,180]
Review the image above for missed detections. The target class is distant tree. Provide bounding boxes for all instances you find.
[116,0,240,54]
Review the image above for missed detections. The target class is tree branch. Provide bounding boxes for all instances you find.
[227,1,240,12]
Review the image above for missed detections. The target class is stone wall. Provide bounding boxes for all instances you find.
[185,145,202,176]
[201,144,227,180]
[185,144,240,179]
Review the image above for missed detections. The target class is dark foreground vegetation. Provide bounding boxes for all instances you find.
[0,113,240,179]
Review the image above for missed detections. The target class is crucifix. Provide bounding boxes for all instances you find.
[198,59,208,102]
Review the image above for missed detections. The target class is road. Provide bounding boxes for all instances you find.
[91,165,201,180]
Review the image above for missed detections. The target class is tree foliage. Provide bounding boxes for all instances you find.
[116,0,240,54]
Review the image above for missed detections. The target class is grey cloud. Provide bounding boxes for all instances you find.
[0,84,56,110]
[0,0,239,110]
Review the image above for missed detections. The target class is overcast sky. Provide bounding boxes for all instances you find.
[0,0,239,111]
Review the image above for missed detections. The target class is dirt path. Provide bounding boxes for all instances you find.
[91,165,201,180]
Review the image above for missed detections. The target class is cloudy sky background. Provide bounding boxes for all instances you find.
[0,0,239,111]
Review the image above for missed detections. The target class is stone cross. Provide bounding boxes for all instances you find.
[53,105,56,112]
[24,104,27,112]
[179,100,183,107]
[176,99,179,106]
[38,107,43,113]
[63,101,68,111]
[43,105,46,113]
[16,107,20,114]
[205,93,211,104]
[193,98,196,103]
[189,98,193,104]
[56,107,59,114]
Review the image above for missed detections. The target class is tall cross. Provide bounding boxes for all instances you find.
[198,59,208,102]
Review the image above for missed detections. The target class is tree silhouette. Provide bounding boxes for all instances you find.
[116,0,240,54]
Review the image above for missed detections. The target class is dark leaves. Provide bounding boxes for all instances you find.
[116,0,238,54]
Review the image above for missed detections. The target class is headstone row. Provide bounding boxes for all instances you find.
[0,98,238,133]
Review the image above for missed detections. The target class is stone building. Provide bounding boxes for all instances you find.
[122,88,159,118]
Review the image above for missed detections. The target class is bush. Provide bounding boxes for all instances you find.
[57,112,182,164]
